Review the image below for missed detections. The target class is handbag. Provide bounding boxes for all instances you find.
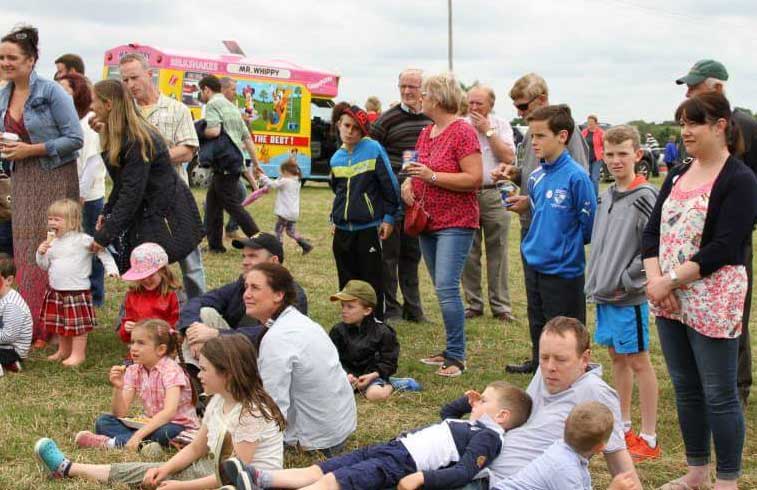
[403,184,429,237]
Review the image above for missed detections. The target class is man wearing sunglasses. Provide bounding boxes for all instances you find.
[495,73,590,375]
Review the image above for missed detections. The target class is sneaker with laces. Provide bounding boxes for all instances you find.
[221,457,261,490]
[624,429,638,448]
[75,431,110,449]
[628,435,661,462]
[34,438,70,478]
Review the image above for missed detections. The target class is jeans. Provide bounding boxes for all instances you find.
[82,197,105,306]
[419,227,474,361]
[94,413,185,447]
[179,247,207,299]
[589,159,601,195]
[656,317,744,480]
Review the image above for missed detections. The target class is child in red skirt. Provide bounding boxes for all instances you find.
[36,199,119,367]
[118,243,183,346]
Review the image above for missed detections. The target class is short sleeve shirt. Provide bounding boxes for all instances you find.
[486,364,625,486]
[123,356,199,429]
[463,115,515,186]
[411,119,481,232]
[204,93,250,155]
[142,94,199,183]
[203,395,284,471]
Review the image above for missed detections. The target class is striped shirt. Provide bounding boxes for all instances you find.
[0,288,33,358]
[141,95,198,184]
[205,93,250,155]
[370,104,431,171]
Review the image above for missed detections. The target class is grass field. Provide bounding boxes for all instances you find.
[0,180,755,489]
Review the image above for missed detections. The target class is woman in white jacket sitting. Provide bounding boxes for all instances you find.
[243,262,356,455]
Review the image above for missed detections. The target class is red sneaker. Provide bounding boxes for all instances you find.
[629,435,661,462]
[75,431,110,449]
[2,361,21,373]
[624,429,638,448]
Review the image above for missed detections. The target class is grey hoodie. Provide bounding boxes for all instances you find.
[585,180,658,306]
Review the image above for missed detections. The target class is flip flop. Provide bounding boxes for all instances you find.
[436,359,465,378]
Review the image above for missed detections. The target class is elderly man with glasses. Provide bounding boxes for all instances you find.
[370,68,432,324]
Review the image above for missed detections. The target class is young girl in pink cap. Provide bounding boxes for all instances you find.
[117,243,183,347]
[36,198,119,367]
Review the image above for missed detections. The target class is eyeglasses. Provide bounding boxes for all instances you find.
[398,84,421,90]
[13,32,28,40]
[514,94,542,112]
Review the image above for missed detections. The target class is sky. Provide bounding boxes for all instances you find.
[3,0,756,124]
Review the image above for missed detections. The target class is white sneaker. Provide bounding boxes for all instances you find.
[0,364,4,377]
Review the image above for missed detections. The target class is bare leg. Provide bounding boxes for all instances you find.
[48,336,72,362]
[610,348,634,425]
[628,351,658,436]
[300,472,340,490]
[364,384,394,402]
[63,334,88,367]
[67,462,111,482]
[267,465,325,488]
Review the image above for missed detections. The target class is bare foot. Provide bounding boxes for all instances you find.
[47,351,66,361]
[62,357,85,367]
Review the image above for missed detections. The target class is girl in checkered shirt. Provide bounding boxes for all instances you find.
[73,319,199,451]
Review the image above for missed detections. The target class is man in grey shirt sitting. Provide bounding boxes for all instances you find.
[441,316,640,489]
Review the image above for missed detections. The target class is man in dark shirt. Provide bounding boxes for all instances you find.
[370,68,431,324]
[179,232,308,358]
[676,59,757,411]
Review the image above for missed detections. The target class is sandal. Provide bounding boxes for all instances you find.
[658,476,712,490]
[420,353,445,366]
[436,358,465,378]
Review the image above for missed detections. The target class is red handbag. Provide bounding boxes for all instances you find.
[403,185,429,237]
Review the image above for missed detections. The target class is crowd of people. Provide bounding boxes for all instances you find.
[0,22,755,490]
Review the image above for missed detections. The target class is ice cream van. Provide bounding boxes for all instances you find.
[103,43,340,184]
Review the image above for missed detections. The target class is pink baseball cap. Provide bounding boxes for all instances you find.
[122,242,169,281]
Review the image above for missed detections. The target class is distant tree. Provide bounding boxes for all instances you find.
[459,80,479,92]
[510,117,526,126]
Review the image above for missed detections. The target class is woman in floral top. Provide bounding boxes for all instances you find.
[642,93,757,490]
[402,73,482,377]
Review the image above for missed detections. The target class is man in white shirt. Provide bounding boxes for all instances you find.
[462,85,516,323]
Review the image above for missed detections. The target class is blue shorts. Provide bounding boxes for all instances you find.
[317,440,416,490]
[595,303,649,354]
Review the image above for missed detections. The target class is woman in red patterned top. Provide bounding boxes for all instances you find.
[402,73,482,377]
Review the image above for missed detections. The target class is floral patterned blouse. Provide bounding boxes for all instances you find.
[652,176,747,338]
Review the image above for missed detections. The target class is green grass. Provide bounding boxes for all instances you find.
[0,180,755,489]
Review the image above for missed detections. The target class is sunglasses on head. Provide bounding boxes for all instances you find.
[514,94,542,112]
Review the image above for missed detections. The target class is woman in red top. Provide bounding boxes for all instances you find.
[402,73,482,377]
[118,243,182,345]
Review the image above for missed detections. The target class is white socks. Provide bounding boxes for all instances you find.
[639,433,657,448]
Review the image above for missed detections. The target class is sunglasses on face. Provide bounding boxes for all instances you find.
[514,94,541,112]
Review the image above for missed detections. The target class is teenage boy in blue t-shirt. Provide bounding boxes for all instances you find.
[504,104,596,374]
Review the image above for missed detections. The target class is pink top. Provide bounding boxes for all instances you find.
[653,177,747,338]
[123,356,200,429]
[411,119,481,232]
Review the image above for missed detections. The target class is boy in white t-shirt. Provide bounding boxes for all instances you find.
[0,253,32,376]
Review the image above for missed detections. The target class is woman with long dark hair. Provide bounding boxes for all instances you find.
[642,93,756,490]
[0,25,83,346]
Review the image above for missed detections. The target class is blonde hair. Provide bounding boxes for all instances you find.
[365,96,381,113]
[422,72,464,115]
[509,73,549,101]
[93,79,160,166]
[604,125,641,150]
[47,199,82,234]
[128,265,182,296]
[470,83,496,106]
[564,401,614,453]
[487,380,532,429]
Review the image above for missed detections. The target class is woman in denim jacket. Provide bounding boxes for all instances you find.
[0,26,83,347]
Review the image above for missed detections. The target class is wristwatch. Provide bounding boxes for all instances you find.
[430,173,438,183]
[667,269,680,287]
[485,128,496,138]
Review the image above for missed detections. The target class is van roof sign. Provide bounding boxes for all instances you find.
[104,43,340,98]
